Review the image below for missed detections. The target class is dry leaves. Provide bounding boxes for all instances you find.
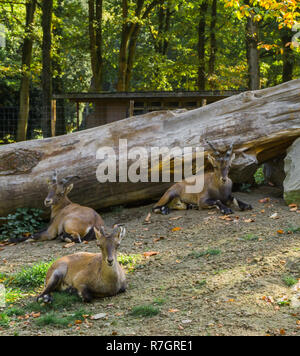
[168,308,179,313]
[172,227,182,232]
[143,251,159,258]
[63,242,75,248]
[144,213,151,224]
[269,212,279,219]
[259,197,270,204]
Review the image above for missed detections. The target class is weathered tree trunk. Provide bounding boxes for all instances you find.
[16,0,37,142]
[41,0,53,138]
[0,80,300,217]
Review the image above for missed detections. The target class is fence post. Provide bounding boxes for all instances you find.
[51,100,56,137]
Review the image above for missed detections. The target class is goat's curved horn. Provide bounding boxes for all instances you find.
[205,140,220,154]
[51,170,58,184]
[61,175,80,186]
[227,142,234,155]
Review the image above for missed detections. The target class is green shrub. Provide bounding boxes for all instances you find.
[11,261,52,289]
[0,208,45,241]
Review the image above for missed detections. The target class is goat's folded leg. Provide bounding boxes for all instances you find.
[230,196,253,211]
[202,198,234,215]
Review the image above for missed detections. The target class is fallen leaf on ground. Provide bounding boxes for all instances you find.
[90,313,107,320]
[63,242,75,248]
[153,236,165,243]
[143,251,159,258]
[279,329,286,335]
[168,308,179,313]
[144,213,151,224]
[289,203,297,208]
[218,215,233,221]
[269,213,279,219]
[172,227,182,232]
[259,197,270,203]
[277,229,284,234]
[169,216,183,221]
[244,218,255,223]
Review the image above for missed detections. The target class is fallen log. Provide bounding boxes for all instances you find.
[0,79,300,217]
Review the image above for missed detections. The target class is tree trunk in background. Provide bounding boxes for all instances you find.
[16,0,37,142]
[41,0,53,138]
[245,9,260,90]
[53,0,66,136]
[281,29,294,82]
[1,80,299,217]
[197,1,208,91]
[117,0,160,91]
[208,0,217,87]
[88,0,103,92]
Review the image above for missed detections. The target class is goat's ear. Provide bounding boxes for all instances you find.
[64,183,74,195]
[207,153,217,168]
[113,224,126,243]
[94,226,106,241]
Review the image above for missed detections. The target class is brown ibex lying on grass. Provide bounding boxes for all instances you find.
[17,171,104,243]
[37,225,127,303]
[153,141,252,215]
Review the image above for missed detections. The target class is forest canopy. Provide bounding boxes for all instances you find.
[0,0,299,140]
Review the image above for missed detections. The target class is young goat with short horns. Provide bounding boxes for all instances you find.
[37,224,127,303]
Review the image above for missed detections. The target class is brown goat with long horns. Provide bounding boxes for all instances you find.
[153,141,252,215]
[17,171,104,243]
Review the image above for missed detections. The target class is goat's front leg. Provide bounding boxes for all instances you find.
[31,225,58,242]
[230,196,253,211]
[203,198,233,215]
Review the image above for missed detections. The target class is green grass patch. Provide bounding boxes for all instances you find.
[10,261,52,289]
[188,249,221,258]
[34,308,88,328]
[0,312,10,328]
[153,297,167,305]
[240,234,259,241]
[118,253,143,272]
[282,275,298,287]
[130,305,160,318]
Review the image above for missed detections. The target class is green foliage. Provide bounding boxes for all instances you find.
[0,208,45,242]
[188,249,221,258]
[35,308,88,328]
[240,233,259,241]
[130,304,160,318]
[254,166,265,185]
[282,275,298,287]
[10,261,52,289]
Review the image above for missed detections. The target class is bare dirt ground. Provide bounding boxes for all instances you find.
[1,186,300,336]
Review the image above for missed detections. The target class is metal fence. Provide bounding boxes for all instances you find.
[0,103,94,144]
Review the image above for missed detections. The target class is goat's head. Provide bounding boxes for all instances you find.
[94,224,126,267]
[206,141,235,184]
[44,171,80,207]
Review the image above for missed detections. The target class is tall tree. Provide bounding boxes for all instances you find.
[281,28,295,82]
[16,0,37,142]
[117,0,160,92]
[245,6,260,90]
[88,0,103,92]
[41,0,54,138]
[197,0,208,91]
[208,0,217,76]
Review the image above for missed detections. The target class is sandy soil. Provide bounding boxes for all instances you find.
[1,186,300,336]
